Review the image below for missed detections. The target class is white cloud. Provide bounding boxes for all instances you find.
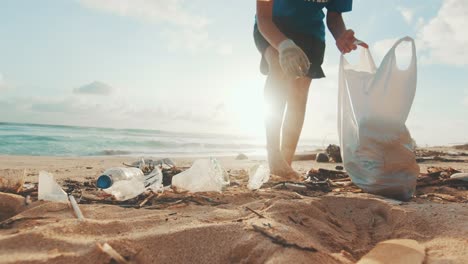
[416,0,468,65]
[397,6,414,24]
[78,0,208,29]
[73,81,114,95]
[78,0,229,54]
[0,92,231,133]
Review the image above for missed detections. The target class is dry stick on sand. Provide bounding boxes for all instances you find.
[97,243,129,264]
[137,192,157,208]
[245,206,265,218]
[252,225,317,252]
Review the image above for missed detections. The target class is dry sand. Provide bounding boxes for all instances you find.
[0,148,467,264]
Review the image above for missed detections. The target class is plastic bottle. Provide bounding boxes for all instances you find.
[96,167,144,189]
[96,167,163,201]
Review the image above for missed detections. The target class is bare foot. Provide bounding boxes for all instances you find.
[268,150,303,181]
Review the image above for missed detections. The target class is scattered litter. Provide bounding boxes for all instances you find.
[38,171,68,202]
[247,164,270,190]
[69,195,85,221]
[125,158,176,172]
[273,182,308,192]
[306,168,348,182]
[417,166,464,187]
[97,167,163,201]
[172,158,229,193]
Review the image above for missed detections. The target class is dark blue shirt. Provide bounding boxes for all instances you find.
[258,0,352,41]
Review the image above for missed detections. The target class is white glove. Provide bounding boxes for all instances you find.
[278,39,310,77]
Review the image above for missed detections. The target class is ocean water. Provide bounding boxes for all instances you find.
[0,122,321,157]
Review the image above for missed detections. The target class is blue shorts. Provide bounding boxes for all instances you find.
[253,24,326,79]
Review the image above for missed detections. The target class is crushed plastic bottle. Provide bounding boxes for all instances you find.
[247,164,270,190]
[171,158,229,193]
[96,167,163,201]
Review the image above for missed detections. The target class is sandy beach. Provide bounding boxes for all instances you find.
[0,147,467,264]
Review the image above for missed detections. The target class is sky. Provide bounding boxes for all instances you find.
[0,0,467,146]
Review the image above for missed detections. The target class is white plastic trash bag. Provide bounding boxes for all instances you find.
[172,158,230,193]
[338,36,420,201]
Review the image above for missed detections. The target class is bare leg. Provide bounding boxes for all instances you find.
[281,77,312,165]
[263,47,299,179]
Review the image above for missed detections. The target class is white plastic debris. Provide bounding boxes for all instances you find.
[450,173,468,182]
[247,164,270,190]
[101,167,164,201]
[172,158,229,193]
[69,195,85,221]
[38,171,68,202]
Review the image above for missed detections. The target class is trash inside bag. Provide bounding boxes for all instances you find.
[172,158,229,193]
[38,171,69,202]
[248,164,270,190]
[338,36,419,201]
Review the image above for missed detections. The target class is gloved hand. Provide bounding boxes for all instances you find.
[278,39,310,78]
[336,29,368,54]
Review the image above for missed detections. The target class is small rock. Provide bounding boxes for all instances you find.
[316,153,329,163]
[86,167,93,169]
[326,144,342,163]
[236,153,248,160]
[335,165,344,171]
